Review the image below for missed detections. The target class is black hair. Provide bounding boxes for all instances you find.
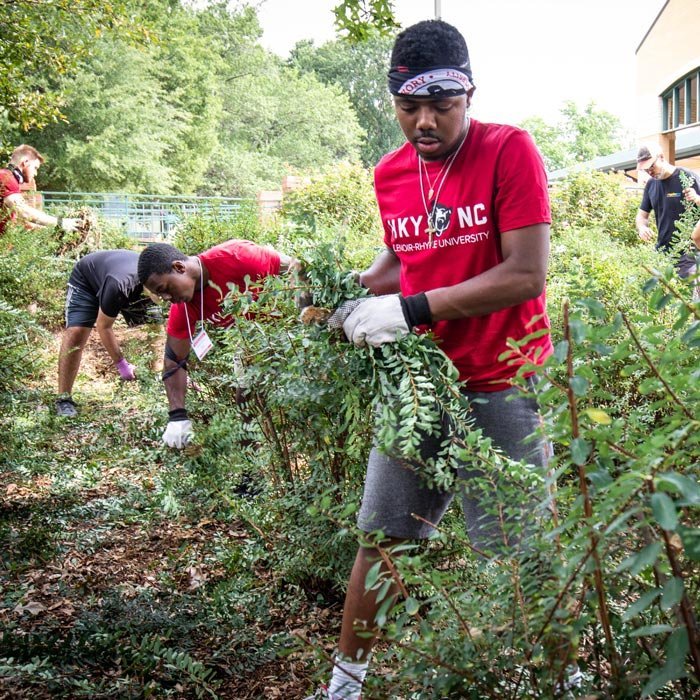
[391,19,469,68]
[138,243,187,284]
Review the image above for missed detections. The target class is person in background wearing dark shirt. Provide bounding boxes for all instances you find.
[635,143,700,279]
[56,250,161,417]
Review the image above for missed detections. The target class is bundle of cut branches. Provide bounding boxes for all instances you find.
[55,206,100,255]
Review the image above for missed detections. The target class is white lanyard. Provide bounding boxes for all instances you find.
[183,258,213,360]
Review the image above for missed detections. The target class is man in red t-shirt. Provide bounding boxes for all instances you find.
[138,239,297,448]
[0,144,78,235]
[308,20,560,700]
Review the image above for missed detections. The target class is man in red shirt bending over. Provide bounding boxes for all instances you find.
[138,239,296,449]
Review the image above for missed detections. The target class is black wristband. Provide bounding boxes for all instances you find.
[399,292,432,328]
[168,408,189,422]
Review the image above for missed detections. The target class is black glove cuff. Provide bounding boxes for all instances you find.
[168,408,189,422]
[399,293,432,328]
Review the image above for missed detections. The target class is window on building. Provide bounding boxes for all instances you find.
[662,68,700,130]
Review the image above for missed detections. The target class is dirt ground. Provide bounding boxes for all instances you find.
[0,326,343,699]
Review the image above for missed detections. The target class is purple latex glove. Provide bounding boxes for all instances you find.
[116,358,136,380]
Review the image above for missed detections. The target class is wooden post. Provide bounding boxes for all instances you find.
[660,132,677,165]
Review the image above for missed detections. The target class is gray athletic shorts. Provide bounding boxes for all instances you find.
[65,283,99,328]
[357,379,549,550]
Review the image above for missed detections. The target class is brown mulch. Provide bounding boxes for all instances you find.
[0,327,344,699]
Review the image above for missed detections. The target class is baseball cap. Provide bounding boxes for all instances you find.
[636,143,663,169]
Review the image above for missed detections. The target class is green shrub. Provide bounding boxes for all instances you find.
[0,300,49,398]
[550,170,643,246]
[547,225,665,335]
[205,240,699,697]
[173,202,264,255]
[280,162,382,268]
[0,224,73,328]
[2,208,697,697]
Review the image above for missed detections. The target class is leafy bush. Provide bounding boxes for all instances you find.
[0,300,49,398]
[0,223,74,328]
[546,226,686,423]
[1,193,698,698]
[173,201,266,255]
[203,240,699,697]
[550,170,643,246]
[547,224,665,335]
[280,162,382,268]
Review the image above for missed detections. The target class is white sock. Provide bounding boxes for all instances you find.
[328,657,368,700]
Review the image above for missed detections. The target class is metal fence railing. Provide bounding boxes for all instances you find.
[40,191,256,241]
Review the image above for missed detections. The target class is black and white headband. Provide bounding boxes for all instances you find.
[388,64,474,97]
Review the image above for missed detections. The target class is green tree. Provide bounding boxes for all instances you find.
[521,100,630,171]
[561,100,629,162]
[202,65,364,197]
[518,115,571,172]
[147,1,227,193]
[21,2,261,194]
[29,38,184,193]
[332,0,400,41]
[5,0,364,197]
[0,0,147,139]
[289,36,403,166]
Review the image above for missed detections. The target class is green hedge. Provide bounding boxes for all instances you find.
[550,170,643,246]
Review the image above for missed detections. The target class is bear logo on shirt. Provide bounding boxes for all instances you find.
[429,203,452,237]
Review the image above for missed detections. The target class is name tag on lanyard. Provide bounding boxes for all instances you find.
[191,328,213,360]
[185,258,213,360]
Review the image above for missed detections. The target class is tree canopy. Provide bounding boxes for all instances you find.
[2,1,636,194]
[289,35,403,167]
[520,100,631,171]
[332,0,400,41]
[0,0,149,136]
[5,1,364,196]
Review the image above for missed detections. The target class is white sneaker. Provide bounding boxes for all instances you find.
[556,664,584,696]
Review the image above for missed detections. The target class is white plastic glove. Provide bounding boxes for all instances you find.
[60,217,80,232]
[342,295,410,347]
[163,419,193,449]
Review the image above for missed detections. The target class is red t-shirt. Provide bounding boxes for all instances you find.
[375,119,552,391]
[167,239,281,339]
[0,168,20,235]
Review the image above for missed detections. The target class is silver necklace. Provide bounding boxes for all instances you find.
[422,154,453,201]
[418,118,470,243]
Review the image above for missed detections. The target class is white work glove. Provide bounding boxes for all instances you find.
[163,409,193,448]
[339,295,410,347]
[59,217,80,232]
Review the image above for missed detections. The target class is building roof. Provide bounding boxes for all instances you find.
[635,0,670,54]
[547,125,700,181]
